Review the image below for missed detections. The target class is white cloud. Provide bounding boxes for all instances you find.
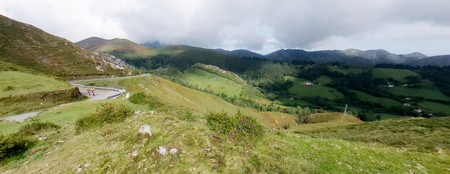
[311,22,450,55]
[1,0,449,55]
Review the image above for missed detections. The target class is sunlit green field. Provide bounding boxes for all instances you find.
[351,90,402,108]
[178,68,244,97]
[289,83,344,100]
[388,87,450,101]
[0,71,71,98]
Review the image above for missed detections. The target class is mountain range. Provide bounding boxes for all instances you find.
[77,37,450,67]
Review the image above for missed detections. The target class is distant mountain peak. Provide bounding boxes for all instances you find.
[402,52,427,59]
[77,37,155,55]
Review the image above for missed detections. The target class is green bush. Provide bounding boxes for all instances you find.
[148,97,164,110]
[178,109,196,122]
[17,118,60,136]
[207,111,264,141]
[76,103,133,132]
[0,134,34,160]
[129,92,147,105]
[0,119,59,160]
[128,92,164,110]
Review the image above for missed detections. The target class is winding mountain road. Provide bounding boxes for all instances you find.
[0,75,146,122]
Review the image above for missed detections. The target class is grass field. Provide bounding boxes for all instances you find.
[289,83,344,100]
[0,71,72,98]
[351,90,402,108]
[296,117,450,154]
[77,75,297,129]
[278,97,311,106]
[373,68,420,81]
[419,101,450,115]
[328,66,364,74]
[0,99,148,135]
[314,76,333,85]
[1,106,449,173]
[388,86,450,101]
[178,68,245,97]
[379,114,406,120]
[1,75,449,173]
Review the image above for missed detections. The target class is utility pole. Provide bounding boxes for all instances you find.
[344,104,348,115]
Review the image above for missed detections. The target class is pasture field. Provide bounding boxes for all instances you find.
[0,71,71,98]
[373,68,420,81]
[289,83,344,100]
[351,90,402,108]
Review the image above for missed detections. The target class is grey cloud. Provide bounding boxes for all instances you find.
[1,0,449,55]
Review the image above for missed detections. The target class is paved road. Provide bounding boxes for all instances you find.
[0,75,142,122]
[1,111,41,122]
[76,86,124,101]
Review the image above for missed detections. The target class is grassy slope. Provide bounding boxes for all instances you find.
[328,66,364,74]
[373,68,420,81]
[1,76,449,173]
[296,117,450,153]
[314,75,333,85]
[388,86,450,101]
[178,67,263,100]
[419,101,450,115]
[0,71,85,117]
[86,38,156,56]
[350,90,402,108]
[0,99,147,135]
[0,87,84,117]
[179,68,244,97]
[78,75,297,129]
[289,83,344,100]
[0,14,126,78]
[0,71,71,98]
[1,103,449,173]
[293,113,364,132]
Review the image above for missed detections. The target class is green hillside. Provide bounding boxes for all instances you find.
[0,71,84,117]
[350,90,402,108]
[176,64,264,100]
[388,86,450,101]
[77,37,156,56]
[179,68,246,97]
[373,68,420,81]
[289,83,344,100]
[76,75,296,128]
[296,117,450,153]
[0,15,129,78]
[1,75,449,173]
[0,71,71,98]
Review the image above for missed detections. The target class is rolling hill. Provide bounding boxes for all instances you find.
[0,14,129,78]
[1,74,448,173]
[77,37,156,56]
[265,49,428,66]
[408,55,450,66]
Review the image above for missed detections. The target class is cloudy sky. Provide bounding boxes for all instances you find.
[1,0,450,55]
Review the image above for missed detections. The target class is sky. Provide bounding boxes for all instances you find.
[1,0,450,56]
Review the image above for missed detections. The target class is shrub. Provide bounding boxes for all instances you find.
[0,134,34,160]
[0,119,58,160]
[3,86,14,91]
[148,97,164,110]
[207,111,264,142]
[178,109,196,122]
[129,92,147,105]
[17,118,60,136]
[128,92,164,110]
[76,103,133,132]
